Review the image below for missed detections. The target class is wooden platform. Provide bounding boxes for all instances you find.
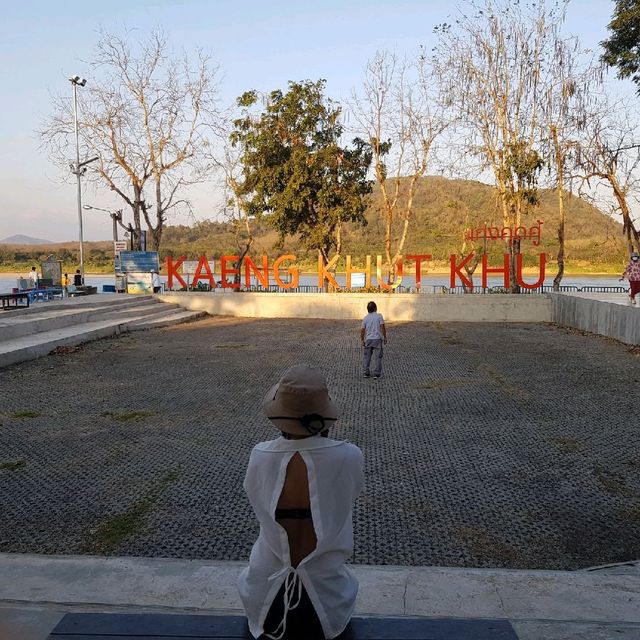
[47,613,518,639]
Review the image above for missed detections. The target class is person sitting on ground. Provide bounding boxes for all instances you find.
[620,251,640,306]
[238,364,364,640]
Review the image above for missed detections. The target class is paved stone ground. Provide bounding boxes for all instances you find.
[1,317,639,570]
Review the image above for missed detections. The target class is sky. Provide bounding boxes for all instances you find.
[0,0,630,242]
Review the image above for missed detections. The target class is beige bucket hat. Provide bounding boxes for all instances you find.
[263,364,339,436]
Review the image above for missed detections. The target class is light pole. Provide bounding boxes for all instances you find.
[83,205,123,243]
[69,75,88,284]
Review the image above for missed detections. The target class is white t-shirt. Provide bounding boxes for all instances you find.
[361,312,385,341]
[238,435,364,639]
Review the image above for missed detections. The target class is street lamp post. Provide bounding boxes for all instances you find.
[69,75,87,285]
[82,205,123,243]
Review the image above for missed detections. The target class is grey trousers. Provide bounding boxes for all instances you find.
[363,338,383,376]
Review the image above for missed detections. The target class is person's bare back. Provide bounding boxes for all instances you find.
[277,452,317,567]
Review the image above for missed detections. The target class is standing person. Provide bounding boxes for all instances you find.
[73,269,83,287]
[620,251,640,306]
[152,270,162,294]
[61,273,70,297]
[360,301,387,379]
[27,266,39,288]
[238,364,364,640]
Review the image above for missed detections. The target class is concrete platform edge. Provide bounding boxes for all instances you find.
[0,553,638,624]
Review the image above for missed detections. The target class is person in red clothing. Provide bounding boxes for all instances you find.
[620,251,640,306]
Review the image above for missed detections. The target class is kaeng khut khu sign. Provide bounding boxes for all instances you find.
[167,221,546,290]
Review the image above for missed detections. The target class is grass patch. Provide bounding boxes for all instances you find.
[211,343,250,349]
[0,459,26,471]
[455,525,522,566]
[618,507,640,525]
[479,364,531,401]
[549,436,583,453]
[413,378,472,390]
[594,467,632,497]
[86,469,181,553]
[90,503,151,551]
[11,411,41,419]
[101,410,157,423]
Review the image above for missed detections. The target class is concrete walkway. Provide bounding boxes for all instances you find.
[2,294,639,639]
[1,554,639,640]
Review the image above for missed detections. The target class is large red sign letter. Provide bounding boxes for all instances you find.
[244,256,269,289]
[192,256,215,288]
[516,253,546,289]
[274,255,299,288]
[166,256,187,290]
[345,255,371,289]
[450,254,475,289]
[482,254,511,289]
[317,254,340,289]
[221,256,240,289]
[406,254,431,290]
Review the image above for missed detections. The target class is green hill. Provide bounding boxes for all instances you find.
[0,177,629,274]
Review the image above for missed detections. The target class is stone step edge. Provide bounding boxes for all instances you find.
[0,299,164,341]
[0,555,638,625]
[5,295,155,316]
[0,309,206,368]
[128,310,207,330]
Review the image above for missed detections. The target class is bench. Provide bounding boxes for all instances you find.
[27,287,63,303]
[1,292,30,310]
[47,613,518,639]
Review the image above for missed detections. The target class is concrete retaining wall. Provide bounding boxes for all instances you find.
[549,293,640,346]
[157,291,552,322]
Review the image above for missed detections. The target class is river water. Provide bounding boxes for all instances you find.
[0,272,628,295]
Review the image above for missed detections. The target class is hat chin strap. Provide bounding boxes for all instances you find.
[268,414,337,435]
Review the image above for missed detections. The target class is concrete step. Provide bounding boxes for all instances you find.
[0,297,207,369]
[0,318,133,368]
[1,555,638,640]
[4,294,154,316]
[96,301,182,325]
[0,298,158,341]
[128,309,207,330]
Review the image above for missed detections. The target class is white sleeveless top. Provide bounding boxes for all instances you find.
[238,435,364,639]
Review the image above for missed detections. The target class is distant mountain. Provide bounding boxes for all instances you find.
[0,234,54,245]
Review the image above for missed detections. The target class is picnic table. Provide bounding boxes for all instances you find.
[26,287,64,303]
[0,292,30,310]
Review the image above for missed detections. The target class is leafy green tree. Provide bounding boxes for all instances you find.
[602,0,640,92]
[231,80,373,263]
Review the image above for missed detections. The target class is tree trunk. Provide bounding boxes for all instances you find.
[552,126,565,291]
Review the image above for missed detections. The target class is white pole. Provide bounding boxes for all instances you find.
[72,81,84,285]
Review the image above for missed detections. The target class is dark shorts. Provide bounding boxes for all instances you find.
[630,280,640,297]
[260,582,325,640]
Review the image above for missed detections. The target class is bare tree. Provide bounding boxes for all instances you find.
[574,99,640,253]
[540,34,603,289]
[40,30,221,251]
[211,138,255,285]
[351,50,448,284]
[432,1,565,290]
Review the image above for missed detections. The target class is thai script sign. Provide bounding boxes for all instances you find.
[464,220,543,246]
